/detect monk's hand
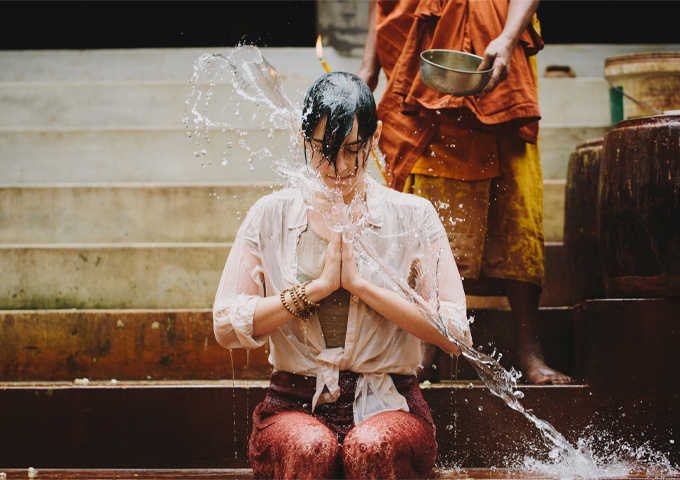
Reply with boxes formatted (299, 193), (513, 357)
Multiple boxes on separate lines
(340, 236), (364, 293)
(317, 231), (342, 297)
(477, 34), (516, 96)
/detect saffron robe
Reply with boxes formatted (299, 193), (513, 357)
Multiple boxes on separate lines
(375, 0), (544, 191)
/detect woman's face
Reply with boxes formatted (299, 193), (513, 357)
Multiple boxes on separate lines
(306, 116), (381, 200)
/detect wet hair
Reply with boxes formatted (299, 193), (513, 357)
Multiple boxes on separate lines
(301, 72), (378, 175)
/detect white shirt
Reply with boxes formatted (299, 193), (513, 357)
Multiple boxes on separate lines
(213, 178), (470, 424)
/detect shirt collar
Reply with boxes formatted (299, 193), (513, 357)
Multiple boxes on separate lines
(287, 181), (385, 229)
(287, 193), (308, 230)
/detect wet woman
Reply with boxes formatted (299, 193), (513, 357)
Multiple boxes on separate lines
(213, 72), (472, 479)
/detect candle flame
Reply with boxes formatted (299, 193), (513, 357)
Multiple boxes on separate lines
(316, 35), (324, 60)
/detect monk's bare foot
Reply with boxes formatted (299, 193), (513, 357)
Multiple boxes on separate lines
(519, 352), (572, 385)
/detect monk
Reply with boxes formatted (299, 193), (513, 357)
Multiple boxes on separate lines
(358, 0), (571, 385)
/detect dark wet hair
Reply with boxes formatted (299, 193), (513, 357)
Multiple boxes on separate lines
(301, 72), (378, 174)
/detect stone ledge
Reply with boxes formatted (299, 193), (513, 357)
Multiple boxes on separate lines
(0, 381), (594, 469)
(0, 243), (231, 309)
(0, 307), (574, 382)
(0, 181), (564, 243)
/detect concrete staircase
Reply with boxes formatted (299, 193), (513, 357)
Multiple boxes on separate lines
(2, 46), (680, 471)
(0, 45), (622, 313)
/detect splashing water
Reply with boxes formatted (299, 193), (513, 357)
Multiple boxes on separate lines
(186, 46), (678, 479)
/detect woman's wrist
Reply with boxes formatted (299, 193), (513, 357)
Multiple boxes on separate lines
(305, 278), (334, 303)
(345, 277), (371, 300)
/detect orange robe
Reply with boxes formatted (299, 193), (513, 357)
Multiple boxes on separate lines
(375, 0), (544, 191)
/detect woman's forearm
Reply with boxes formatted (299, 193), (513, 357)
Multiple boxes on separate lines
(252, 279), (335, 337)
(349, 278), (460, 355)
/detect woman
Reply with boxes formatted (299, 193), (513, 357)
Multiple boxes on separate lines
(214, 72), (472, 479)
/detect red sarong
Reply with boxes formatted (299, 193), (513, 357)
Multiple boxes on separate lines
(248, 370), (437, 479)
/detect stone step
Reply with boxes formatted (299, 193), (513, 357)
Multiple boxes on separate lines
(0, 127), (388, 184)
(0, 468), (631, 479)
(0, 243), (571, 310)
(0, 243), (231, 310)
(0, 183), (278, 244)
(0, 77), (609, 128)
(0, 307), (574, 382)
(538, 124), (609, 180)
(538, 78), (609, 125)
(0, 81), (313, 128)
(0, 124), (603, 183)
(534, 43), (680, 78)
(0, 181), (566, 244)
(0, 380), (595, 469)
(0, 47), (370, 83)
(5, 45), (680, 82)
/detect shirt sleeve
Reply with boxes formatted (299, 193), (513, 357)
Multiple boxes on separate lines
(430, 228), (473, 348)
(213, 205), (270, 351)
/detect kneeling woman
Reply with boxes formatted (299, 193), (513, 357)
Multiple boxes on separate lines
(214, 72), (472, 479)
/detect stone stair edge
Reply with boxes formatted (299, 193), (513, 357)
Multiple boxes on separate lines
(0, 123), (610, 131)
(0, 304), (570, 314)
(0, 242), (233, 249)
(0, 77), (611, 85)
(0, 180), (281, 188)
(0, 380), (582, 389)
(0, 241), (565, 249)
(0, 180), (564, 188)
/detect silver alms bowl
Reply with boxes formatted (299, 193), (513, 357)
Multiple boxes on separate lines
(420, 49), (492, 96)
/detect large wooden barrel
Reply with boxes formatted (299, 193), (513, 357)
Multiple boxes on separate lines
(564, 138), (606, 303)
(598, 114), (680, 298)
(604, 52), (680, 125)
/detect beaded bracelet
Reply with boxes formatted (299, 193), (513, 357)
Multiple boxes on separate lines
(289, 285), (304, 314)
(296, 282), (320, 311)
(280, 288), (308, 320)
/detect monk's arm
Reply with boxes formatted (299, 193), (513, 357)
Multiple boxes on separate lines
(357, 0), (381, 92)
(478, 0), (540, 94)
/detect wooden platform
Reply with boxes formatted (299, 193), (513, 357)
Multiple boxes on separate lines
(0, 468), (677, 479)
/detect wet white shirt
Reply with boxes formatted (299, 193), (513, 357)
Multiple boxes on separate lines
(213, 179), (470, 424)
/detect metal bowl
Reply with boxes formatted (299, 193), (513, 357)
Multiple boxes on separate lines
(420, 49), (492, 96)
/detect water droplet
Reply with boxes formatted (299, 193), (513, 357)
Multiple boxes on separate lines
(222, 158), (228, 165)
(227, 141), (233, 148)
(513, 390), (524, 399)
(201, 149), (207, 155)
(194, 151), (200, 157)
(186, 132), (191, 138)
(549, 448), (560, 459)
(478, 406), (483, 411)
(446, 424), (454, 431)
(467, 383), (473, 389)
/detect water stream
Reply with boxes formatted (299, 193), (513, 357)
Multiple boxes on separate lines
(185, 46), (678, 479)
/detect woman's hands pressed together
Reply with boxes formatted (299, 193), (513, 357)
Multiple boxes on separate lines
(314, 231), (366, 299)
(254, 223), (465, 356)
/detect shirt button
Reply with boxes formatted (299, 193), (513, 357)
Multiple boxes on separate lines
(347, 334), (354, 341)
(352, 295), (359, 302)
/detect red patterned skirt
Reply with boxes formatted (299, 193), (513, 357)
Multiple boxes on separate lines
(248, 370), (437, 479)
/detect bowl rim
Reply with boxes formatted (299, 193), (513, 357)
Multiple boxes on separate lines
(420, 49), (493, 75)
